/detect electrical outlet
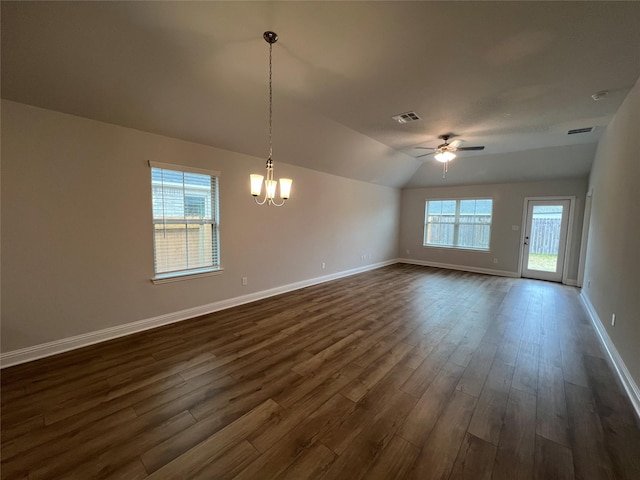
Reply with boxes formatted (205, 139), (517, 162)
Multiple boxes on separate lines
(611, 313), (616, 326)
(406, 249), (410, 255)
(321, 262), (326, 269)
(493, 258), (498, 264)
(241, 276), (248, 286)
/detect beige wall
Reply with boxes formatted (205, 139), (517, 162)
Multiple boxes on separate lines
(5, 89), (635, 381)
(583, 78), (640, 386)
(399, 178), (588, 279)
(1, 100), (400, 353)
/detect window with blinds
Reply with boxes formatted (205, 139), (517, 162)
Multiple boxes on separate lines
(424, 198), (492, 250)
(149, 162), (221, 280)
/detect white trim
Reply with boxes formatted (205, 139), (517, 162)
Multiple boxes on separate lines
(0, 260), (397, 369)
(518, 196), (575, 283)
(152, 267), (224, 284)
(148, 160), (220, 177)
(577, 189), (593, 288)
(564, 278), (578, 287)
(562, 197), (576, 285)
(398, 258), (519, 278)
(580, 291), (640, 421)
(421, 245), (492, 254)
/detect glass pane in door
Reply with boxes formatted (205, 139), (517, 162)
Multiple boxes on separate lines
(527, 205), (563, 272)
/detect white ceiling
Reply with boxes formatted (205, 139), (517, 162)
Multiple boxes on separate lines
(2, 1), (639, 188)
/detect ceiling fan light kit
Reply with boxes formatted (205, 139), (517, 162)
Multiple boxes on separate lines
(434, 150), (456, 163)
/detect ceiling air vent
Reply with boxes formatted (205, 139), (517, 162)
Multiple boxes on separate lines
(567, 127), (593, 135)
(392, 111), (421, 124)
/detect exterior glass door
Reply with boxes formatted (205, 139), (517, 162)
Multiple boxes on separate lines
(522, 199), (571, 282)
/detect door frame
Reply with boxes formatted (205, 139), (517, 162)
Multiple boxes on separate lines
(518, 196), (575, 284)
(577, 187), (593, 287)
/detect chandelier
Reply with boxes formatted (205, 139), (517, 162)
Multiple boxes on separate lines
(250, 31), (292, 206)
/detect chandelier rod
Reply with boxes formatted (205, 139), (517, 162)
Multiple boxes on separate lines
(267, 34), (273, 161)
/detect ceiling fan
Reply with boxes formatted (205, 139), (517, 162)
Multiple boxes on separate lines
(416, 134), (485, 161)
(415, 134), (485, 177)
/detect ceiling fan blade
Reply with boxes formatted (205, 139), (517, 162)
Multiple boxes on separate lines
(449, 140), (461, 148)
(416, 152), (435, 158)
(415, 146), (436, 150)
(456, 146), (485, 151)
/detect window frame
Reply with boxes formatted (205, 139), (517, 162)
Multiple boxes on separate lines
(423, 197), (493, 251)
(149, 161), (223, 283)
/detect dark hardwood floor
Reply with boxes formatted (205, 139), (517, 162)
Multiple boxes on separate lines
(2, 264), (639, 479)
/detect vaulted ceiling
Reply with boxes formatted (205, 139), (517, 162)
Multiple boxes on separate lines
(2, 1), (639, 188)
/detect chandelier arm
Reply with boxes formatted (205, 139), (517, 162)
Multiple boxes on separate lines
(253, 193), (285, 207)
(254, 195), (268, 205)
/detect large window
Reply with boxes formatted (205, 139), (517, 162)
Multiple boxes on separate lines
(150, 162), (221, 281)
(424, 198), (492, 250)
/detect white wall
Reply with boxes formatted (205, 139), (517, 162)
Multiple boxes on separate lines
(1, 100), (400, 354)
(399, 179), (588, 280)
(582, 78), (640, 387)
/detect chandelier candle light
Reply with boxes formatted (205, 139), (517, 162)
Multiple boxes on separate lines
(250, 31), (292, 206)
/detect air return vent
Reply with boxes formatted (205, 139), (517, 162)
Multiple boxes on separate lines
(392, 111), (421, 124)
(567, 127), (593, 135)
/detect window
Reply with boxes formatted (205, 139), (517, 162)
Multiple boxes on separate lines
(184, 196), (205, 218)
(424, 198), (492, 250)
(150, 161), (221, 281)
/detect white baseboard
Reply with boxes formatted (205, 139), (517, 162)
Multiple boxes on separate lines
(564, 278), (578, 286)
(0, 260), (398, 369)
(580, 291), (640, 421)
(0, 260), (596, 370)
(398, 258), (519, 278)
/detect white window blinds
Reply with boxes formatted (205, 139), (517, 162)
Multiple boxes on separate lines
(149, 162), (221, 278)
(424, 198), (492, 250)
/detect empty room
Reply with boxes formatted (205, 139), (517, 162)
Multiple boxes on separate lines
(1, 2), (639, 479)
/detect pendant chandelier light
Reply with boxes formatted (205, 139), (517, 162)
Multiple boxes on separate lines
(250, 31), (292, 206)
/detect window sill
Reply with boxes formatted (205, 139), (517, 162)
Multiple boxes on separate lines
(151, 267), (224, 284)
(422, 244), (491, 253)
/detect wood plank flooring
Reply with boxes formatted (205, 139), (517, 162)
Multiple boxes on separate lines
(2, 264), (639, 479)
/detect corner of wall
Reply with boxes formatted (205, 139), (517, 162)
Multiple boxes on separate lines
(580, 291), (640, 421)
